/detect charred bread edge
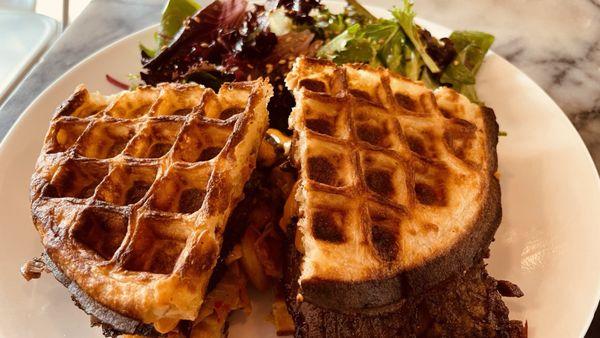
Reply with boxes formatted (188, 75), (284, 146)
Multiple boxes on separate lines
(40, 191), (252, 338)
(38, 172), (257, 337)
(42, 252), (157, 336)
(30, 81), (271, 335)
(298, 105), (501, 313)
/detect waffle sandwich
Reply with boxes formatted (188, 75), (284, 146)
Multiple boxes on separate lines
(285, 57), (502, 312)
(29, 80), (272, 334)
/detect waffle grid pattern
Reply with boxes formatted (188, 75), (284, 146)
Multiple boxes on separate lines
(286, 58), (490, 283)
(30, 81), (271, 324)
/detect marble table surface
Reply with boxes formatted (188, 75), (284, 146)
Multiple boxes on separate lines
(0, 0), (598, 335)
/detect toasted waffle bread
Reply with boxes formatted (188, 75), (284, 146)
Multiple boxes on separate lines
(285, 57), (501, 312)
(29, 80), (272, 333)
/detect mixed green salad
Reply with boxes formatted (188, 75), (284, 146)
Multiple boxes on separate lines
(139, 0), (494, 130)
(315, 0), (494, 103)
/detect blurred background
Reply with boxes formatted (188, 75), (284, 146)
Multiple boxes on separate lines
(2, 0), (91, 27)
(37, 0), (92, 28)
(0, 0), (91, 105)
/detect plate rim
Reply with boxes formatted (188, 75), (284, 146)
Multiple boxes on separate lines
(2, 6), (599, 336)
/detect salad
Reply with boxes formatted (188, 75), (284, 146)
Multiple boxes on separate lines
(139, 0), (494, 132)
(113, 1), (501, 336)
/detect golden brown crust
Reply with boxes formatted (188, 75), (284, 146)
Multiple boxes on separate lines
(285, 57), (502, 312)
(29, 81), (272, 328)
(298, 107), (501, 312)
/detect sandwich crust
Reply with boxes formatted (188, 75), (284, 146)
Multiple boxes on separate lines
(29, 81), (271, 329)
(286, 57), (502, 312)
(283, 226), (525, 338)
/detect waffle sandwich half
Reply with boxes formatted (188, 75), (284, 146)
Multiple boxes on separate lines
(29, 80), (272, 334)
(285, 57), (501, 312)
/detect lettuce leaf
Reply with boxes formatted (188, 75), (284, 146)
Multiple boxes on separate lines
(361, 21), (398, 42)
(316, 0), (494, 103)
(318, 15), (430, 82)
(440, 31), (494, 102)
(333, 38), (379, 64)
(379, 29), (405, 73)
(160, 0), (201, 45)
(140, 0), (200, 58)
(318, 21), (397, 65)
(317, 25), (354, 59)
(317, 0), (443, 82)
(391, 0), (440, 73)
(309, 0), (376, 40)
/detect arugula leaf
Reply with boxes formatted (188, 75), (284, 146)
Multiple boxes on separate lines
(159, 0), (201, 46)
(318, 17), (428, 81)
(391, 0), (440, 73)
(315, 0), (496, 104)
(319, 0), (450, 78)
(318, 21), (398, 65)
(448, 31), (494, 64)
(140, 0), (200, 58)
(317, 24), (374, 64)
(419, 68), (440, 89)
(317, 25), (355, 59)
(379, 29), (405, 73)
(309, 0), (379, 40)
(310, 8), (347, 39)
(441, 58), (476, 85)
(403, 46), (423, 80)
(440, 31), (494, 102)
(334, 38), (378, 64)
(139, 42), (158, 59)
(449, 31), (494, 79)
(361, 21), (398, 42)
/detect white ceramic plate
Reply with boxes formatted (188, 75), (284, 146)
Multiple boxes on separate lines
(1, 2), (599, 338)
